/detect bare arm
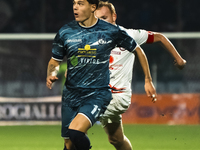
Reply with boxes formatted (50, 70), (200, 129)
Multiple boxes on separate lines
(135, 46), (157, 102)
(65, 69), (67, 78)
(153, 32), (186, 69)
(46, 58), (61, 89)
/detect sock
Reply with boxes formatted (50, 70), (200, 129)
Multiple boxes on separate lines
(68, 129), (91, 150)
(63, 145), (67, 150)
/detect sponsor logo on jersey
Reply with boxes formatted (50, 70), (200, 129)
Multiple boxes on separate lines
(109, 55), (114, 63)
(80, 58), (100, 64)
(109, 64), (123, 70)
(66, 39), (82, 43)
(78, 44), (97, 58)
(111, 51), (121, 55)
(77, 45), (99, 64)
(70, 55), (78, 67)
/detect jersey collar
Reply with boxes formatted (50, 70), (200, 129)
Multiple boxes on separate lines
(77, 18), (99, 29)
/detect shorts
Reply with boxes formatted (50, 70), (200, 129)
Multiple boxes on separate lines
(99, 93), (131, 126)
(61, 88), (112, 138)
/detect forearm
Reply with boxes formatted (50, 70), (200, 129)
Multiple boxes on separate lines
(47, 58), (61, 77)
(135, 46), (152, 81)
(65, 70), (68, 78)
(154, 32), (183, 60)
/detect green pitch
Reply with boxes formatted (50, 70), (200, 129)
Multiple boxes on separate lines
(0, 124), (199, 150)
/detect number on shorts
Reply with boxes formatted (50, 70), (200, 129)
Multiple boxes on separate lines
(91, 105), (101, 118)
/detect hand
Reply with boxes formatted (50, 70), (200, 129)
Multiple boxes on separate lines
(174, 59), (186, 70)
(46, 76), (58, 89)
(144, 80), (157, 103)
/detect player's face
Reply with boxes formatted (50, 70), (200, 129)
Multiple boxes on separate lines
(73, 0), (96, 23)
(95, 6), (116, 24)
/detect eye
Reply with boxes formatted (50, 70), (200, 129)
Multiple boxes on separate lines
(73, 1), (76, 6)
(78, 2), (84, 5)
(102, 16), (107, 20)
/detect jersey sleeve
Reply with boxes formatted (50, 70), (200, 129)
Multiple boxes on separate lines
(52, 32), (65, 61)
(129, 29), (148, 45)
(127, 29), (154, 45)
(116, 29), (138, 53)
(146, 31), (154, 43)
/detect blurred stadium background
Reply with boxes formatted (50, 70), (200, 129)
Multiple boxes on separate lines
(0, 0), (200, 149)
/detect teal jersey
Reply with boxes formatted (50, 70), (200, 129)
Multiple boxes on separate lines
(52, 19), (137, 89)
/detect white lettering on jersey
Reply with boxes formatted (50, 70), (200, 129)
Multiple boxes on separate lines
(80, 58), (100, 64)
(66, 39), (82, 43)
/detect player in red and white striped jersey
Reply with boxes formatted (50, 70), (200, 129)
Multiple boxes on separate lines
(95, 1), (186, 150)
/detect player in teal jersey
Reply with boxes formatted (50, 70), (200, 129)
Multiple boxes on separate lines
(46, 0), (156, 150)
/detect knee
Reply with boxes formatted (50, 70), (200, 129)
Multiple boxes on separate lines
(108, 135), (124, 147)
(68, 129), (91, 150)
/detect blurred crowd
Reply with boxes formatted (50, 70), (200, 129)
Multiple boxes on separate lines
(0, 0), (200, 97)
(0, 0), (73, 33)
(0, 0), (200, 33)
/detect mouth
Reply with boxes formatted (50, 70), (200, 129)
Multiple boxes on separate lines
(74, 13), (78, 18)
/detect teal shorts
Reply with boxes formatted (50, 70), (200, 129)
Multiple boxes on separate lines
(61, 88), (112, 138)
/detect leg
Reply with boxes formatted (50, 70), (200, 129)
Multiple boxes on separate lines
(104, 121), (132, 150)
(99, 93), (132, 150)
(63, 88), (112, 150)
(69, 113), (91, 132)
(64, 139), (76, 150)
(61, 103), (78, 150)
(68, 113), (92, 150)
(62, 113), (89, 150)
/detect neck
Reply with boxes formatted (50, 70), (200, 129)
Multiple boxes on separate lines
(79, 14), (98, 27)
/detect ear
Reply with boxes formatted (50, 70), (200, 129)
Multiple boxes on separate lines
(91, 4), (97, 13)
(113, 13), (117, 22)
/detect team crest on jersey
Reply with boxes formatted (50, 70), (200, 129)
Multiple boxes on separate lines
(119, 47), (126, 51)
(98, 39), (112, 45)
(95, 33), (113, 45)
(90, 39), (112, 46)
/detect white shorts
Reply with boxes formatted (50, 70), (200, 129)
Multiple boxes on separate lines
(99, 93), (131, 126)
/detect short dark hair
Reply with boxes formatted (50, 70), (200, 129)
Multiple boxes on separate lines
(87, 0), (100, 9)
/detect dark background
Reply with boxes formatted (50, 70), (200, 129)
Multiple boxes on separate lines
(0, 0), (199, 97)
(0, 0), (199, 33)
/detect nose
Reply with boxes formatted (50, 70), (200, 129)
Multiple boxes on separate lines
(73, 3), (78, 10)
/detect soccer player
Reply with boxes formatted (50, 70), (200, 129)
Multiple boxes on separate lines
(46, 0), (156, 150)
(95, 1), (186, 150)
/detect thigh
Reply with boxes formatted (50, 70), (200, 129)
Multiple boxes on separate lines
(104, 121), (124, 140)
(67, 98), (111, 136)
(61, 104), (78, 138)
(110, 93), (131, 114)
(69, 113), (92, 133)
(79, 93), (111, 126)
(100, 94), (130, 126)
